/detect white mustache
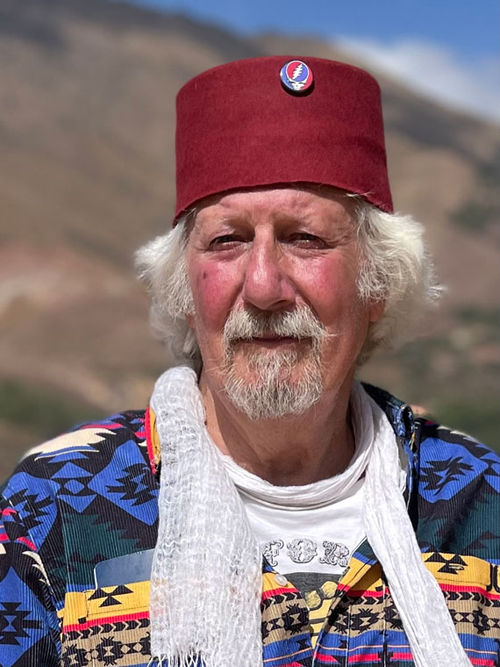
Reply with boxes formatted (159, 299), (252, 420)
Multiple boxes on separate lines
(223, 306), (328, 344)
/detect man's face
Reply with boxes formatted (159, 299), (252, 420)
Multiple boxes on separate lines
(185, 187), (383, 419)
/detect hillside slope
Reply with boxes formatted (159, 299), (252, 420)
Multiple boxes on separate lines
(1, 0), (498, 475)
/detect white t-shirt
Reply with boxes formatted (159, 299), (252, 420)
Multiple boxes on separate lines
(222, 453), (366, 643)
(222, 454), (365, 579)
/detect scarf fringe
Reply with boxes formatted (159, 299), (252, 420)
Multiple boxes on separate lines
(149, 654), (203, 667)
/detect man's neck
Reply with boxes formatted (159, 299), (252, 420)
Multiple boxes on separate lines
(200, 373), (355, 486)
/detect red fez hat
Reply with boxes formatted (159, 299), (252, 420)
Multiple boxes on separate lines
(175, 56), (392, 219)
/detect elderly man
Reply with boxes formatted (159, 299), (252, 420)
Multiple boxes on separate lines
(0, 57), (498, 667)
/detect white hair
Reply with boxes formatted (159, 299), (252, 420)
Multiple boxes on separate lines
(353, 201), (442, 362)
(135, 200), (441, 368)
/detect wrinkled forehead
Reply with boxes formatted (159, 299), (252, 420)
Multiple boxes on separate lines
(188, 184), (359, 231)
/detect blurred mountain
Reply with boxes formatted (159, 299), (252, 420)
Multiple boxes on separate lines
(1, 0), (499, 475)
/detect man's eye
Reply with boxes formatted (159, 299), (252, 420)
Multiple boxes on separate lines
(208, 234), (242, 248)
(288, 233), (327, 248)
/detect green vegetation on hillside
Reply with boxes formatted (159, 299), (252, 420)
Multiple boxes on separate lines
(0, 379), (105, 442)
(452, 150), (500, 233)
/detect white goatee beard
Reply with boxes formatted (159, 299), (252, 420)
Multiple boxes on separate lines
(222, 306), (329, 420)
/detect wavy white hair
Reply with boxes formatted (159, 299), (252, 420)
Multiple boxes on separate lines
(135, 198), (441, 369)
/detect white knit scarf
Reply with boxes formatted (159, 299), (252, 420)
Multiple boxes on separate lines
(149, 366), (471, 667)
(149, 366), (262, 667)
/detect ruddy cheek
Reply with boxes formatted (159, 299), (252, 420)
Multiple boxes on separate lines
(194, 266), (235, 328)
(300, 265), (337, 302)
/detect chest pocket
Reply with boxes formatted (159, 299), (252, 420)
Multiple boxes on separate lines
(60, 580), (152, 666)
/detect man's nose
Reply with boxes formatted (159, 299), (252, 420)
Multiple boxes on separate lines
(242, 238), (296, 312)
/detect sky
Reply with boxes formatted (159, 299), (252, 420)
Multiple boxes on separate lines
(129, 0), (500, 122)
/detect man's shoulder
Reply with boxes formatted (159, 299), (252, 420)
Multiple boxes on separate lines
(416, 418), (500, 464)
(2, 409), (149, 492)
(363, 381), (500, 475)
(414, 418), (500, 502)
(363, 381), (499, 462)
(1, 409), (158, 603)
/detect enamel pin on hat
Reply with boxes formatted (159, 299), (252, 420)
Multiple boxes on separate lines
(279, 59), (314, 94)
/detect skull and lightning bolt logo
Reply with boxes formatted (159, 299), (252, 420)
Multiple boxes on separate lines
(280, 59), (314, 94)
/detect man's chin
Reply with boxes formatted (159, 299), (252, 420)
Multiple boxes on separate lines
(229, 368), (296, 389)
(222, 349), (324, 420)
(227, 350), (300, 383)
(223, 374), (323, 421)
(229, 340), (311, 364)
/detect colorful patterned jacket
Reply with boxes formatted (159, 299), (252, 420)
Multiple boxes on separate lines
(1, 384), (499, 666)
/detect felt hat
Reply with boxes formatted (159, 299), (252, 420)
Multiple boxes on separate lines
(175, 56), (392, 218)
